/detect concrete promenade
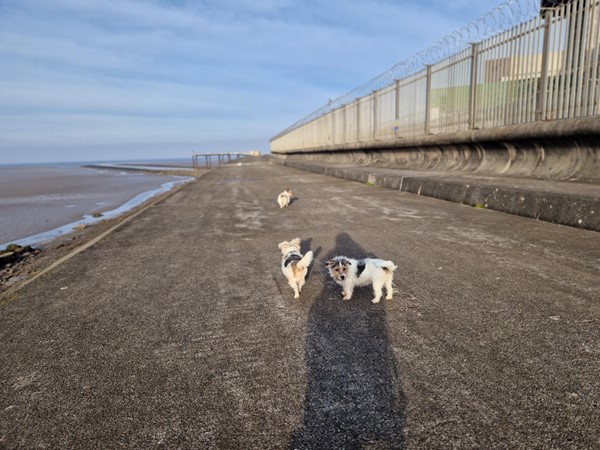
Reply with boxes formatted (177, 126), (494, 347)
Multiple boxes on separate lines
(1, 160), (599, 449)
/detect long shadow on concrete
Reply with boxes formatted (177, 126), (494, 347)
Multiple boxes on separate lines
(290, 232), (406, 449)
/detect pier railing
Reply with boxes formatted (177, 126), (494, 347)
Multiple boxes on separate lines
(271, 0), (600, 153)
(192, 151), (260, 168)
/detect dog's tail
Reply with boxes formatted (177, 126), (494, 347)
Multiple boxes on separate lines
(298, 251), (314, 269)
(378, 260), (398, 272)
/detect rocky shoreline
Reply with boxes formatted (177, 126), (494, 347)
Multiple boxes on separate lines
(0, 244), (42, 290)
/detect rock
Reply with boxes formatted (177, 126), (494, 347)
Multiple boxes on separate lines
(0, 251), (16, 266)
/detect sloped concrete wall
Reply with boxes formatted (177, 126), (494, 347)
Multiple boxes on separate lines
(272, 118), (600, 182)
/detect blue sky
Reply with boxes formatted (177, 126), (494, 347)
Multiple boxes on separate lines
(0, 0), (506, 164)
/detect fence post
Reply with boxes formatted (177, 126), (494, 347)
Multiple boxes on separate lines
(469, 42), (480, 129)
(536, 8), (553, 121)
(372, 91), (378, 141)
(394, 79), (400, 138)
(425, 65), (432, 134)
(331, 110), (335, 144)
(343, 104), (347, 144)
(356, 99), (361, 142)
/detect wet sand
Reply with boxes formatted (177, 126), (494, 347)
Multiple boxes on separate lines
(0, 165), (191, 246)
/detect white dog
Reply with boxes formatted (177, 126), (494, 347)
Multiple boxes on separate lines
(278, 238), (313, 299)
(277, 188), (293, 208)
(326, 256), (397, 303)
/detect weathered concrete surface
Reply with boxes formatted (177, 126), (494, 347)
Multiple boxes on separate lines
(1, 161), (599, 449)
(271, 118), (600, 182)
(271, 117), (600, 152)
(280, 158), (600, 232)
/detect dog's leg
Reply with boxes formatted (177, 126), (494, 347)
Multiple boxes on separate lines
(372, 281), (384, 304)
(342, 283), (353, 301)
(385, 277), (394, 300)
(289, 280), (300, 299)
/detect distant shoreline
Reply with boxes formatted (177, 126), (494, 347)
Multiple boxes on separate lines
(82, 163), (196, 175)
(0, 157), (194, 168)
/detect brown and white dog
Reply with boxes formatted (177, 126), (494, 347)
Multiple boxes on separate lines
(278, 238), (313, 299)
(277, 188), (293, 208)
(326, 256), (397, 303)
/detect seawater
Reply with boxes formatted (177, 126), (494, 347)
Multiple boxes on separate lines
(0, 163), (193, 248)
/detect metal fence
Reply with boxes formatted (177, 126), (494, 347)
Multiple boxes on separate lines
(271, 0), (600, 153)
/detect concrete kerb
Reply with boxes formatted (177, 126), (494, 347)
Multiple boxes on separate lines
(274, 159), (600, 232)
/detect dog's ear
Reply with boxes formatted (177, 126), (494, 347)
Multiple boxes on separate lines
(325, 259), (335, 267)
(291, 238), (301, 246)
(278, 241), (287, 249)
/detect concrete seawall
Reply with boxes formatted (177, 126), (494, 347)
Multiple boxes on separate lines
(272, 118), (600, 182)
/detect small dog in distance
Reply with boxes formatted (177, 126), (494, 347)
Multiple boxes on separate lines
(277, 188), (293, 208)
(278, 238), (313, 299)
(326, 256), (397, 303)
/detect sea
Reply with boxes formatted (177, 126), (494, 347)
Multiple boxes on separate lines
(0, 159), (195, 248)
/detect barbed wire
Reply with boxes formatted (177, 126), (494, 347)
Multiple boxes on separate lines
(274, 0), (546, 139)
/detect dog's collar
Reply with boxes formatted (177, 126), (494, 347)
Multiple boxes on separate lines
(284, 252), (302, 267)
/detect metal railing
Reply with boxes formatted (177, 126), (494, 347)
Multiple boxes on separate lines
(192, 151), (260, 168)
(271, 0), (599, 153)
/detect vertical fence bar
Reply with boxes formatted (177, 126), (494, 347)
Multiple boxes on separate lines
(331, 110), (336, 144)
(342, 104), (347, 144)
(573, 0), (587, 117)
(356, 99), (361, 143)
(372, 91), (378, 140)
(565, 1), (577, 117)
(537, 8), (553, 121)
(469, 42), (480, 129)
(425, 65), (432, 134)
(556, 3), (567, 118)
(589, 0), (600, 115)
(511, 23), (522, 124)
(580, 0), (594, 115)
(394, 79), (401, 138)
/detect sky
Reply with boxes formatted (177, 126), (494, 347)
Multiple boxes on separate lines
(0, 0), (508, 164)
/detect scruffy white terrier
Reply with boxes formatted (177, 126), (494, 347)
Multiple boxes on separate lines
(326, 256), (397, 303)
(277, 188), (293, 208)
(278, 238), (313, 299)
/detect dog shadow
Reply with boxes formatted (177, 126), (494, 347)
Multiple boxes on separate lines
(290, 232), (406, 449)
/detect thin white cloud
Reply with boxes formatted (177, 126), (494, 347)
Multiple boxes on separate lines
(0, 0), (506, 163)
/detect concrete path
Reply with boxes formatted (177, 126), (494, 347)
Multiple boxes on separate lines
(1, 161), (599, 449)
